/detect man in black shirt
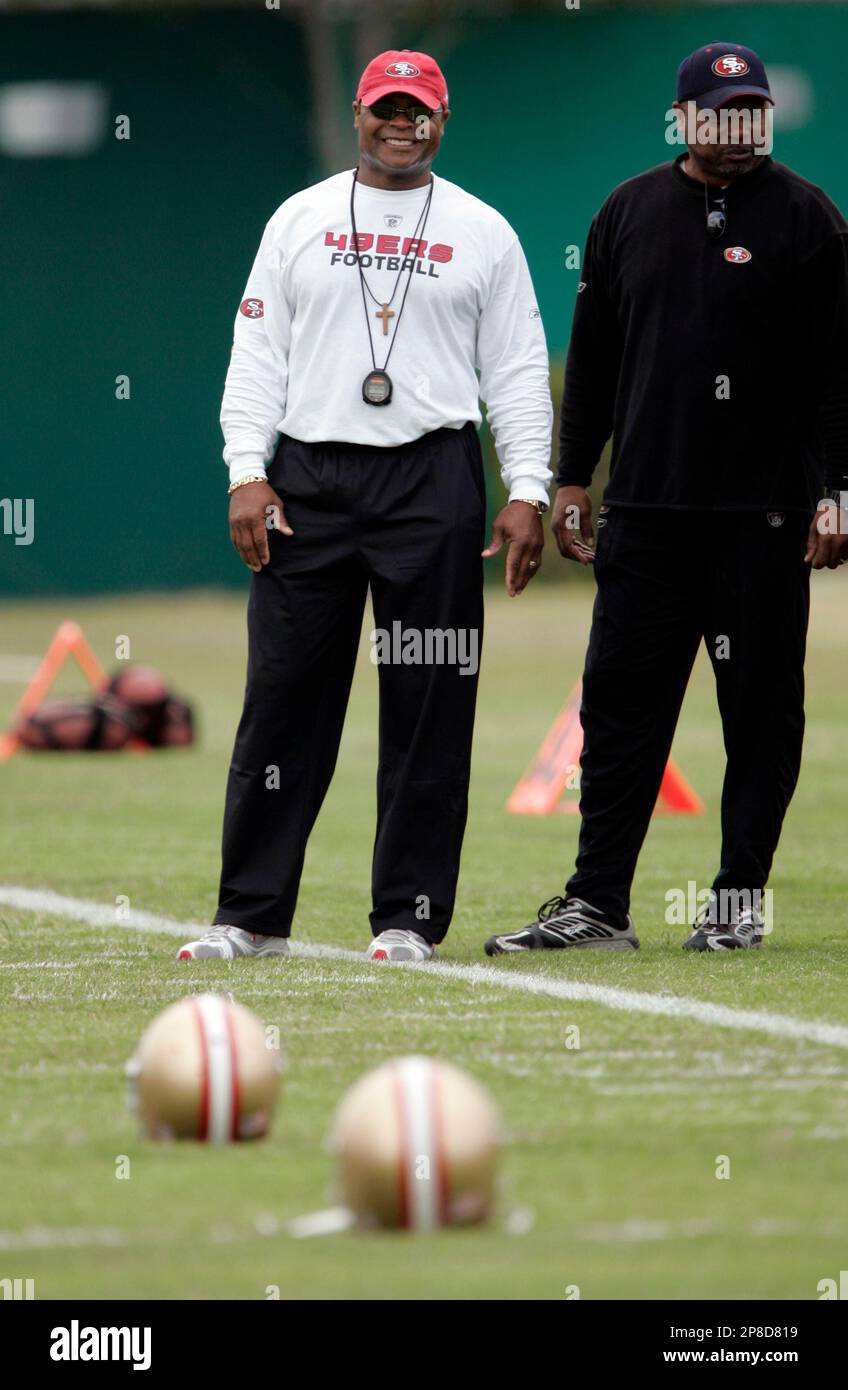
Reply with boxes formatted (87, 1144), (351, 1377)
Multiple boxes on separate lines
(486, 42), (848, 956)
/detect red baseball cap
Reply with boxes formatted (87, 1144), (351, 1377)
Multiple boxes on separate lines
(356, 50), (449, 112)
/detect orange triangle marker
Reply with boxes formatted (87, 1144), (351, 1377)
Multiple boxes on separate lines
(507, 680), (703, 817)
(0, 621), (146, 762)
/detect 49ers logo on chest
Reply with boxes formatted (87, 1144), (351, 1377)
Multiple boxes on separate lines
(324, 229), (454, 276)
(724, 246), (752, 264)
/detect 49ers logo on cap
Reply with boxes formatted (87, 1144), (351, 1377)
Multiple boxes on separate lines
(386, 60), (420, 78)
(724, 246), (752, 264)
(240, 297), (264, 318)
(712, 53), (750, 77)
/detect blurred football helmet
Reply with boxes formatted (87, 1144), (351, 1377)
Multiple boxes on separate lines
(330, 1055), (501, 1229)
(127, 993), (282, 1142)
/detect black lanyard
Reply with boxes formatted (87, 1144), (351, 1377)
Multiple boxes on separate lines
(349, 169), (434, 403)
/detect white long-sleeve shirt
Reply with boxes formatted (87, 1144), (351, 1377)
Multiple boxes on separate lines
(221, 170), (553, 504)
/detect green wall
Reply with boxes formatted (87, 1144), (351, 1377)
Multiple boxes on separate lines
(2, 5), (847, 595)
(0, 12), (311, 596)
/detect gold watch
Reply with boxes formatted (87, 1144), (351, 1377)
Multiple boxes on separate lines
(513, 497), (548, 514)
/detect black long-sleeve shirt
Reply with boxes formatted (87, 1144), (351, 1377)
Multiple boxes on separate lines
(557, 155), (848, 509)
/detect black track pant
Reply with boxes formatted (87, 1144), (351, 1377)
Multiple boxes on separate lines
(214, 423), (485, 943)
(566, 507), (812, 924)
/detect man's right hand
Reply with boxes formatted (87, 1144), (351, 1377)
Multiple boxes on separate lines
(552, 485), (595, 564)
(228, 480), (292, 572)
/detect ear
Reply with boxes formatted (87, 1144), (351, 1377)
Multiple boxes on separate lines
(353, 99), (362, 129)
(441, 107), (451, 127)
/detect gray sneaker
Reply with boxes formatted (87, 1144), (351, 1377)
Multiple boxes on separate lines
(177, 925), (291, 961)
(366, 929), (435, 962)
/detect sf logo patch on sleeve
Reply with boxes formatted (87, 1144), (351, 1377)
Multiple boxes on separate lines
(240, 298), (265, 318)
(724, 246), (752, 264)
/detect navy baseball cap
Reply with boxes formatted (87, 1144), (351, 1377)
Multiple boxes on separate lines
(677, 42), (772, 109)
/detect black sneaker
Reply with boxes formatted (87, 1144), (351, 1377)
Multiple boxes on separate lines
(683, 900), (764, 952)
(484, 895), (639, 955)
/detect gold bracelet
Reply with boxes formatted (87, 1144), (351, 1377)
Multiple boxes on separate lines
(227, 475), (267, 495)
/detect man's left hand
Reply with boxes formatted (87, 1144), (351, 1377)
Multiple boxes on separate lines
(804, 501), (848, 569)
(482, 501), (544, 596)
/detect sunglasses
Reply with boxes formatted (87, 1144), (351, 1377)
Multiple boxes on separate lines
(366, 101), (442, 124)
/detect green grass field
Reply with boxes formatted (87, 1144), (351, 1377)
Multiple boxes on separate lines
(1, 577), (847, 1301)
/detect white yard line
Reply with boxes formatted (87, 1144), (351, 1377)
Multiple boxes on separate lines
(0, 885), (361, 961)
(2, 1212), (844, 1254)
(0, 1225), (126, 1252)
(2, 884), (848, 1051)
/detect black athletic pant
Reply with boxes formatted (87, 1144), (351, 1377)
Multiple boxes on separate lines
(566, 507), (812, 924)
(214, 422), (486, 943)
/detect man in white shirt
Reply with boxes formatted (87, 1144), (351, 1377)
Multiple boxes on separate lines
(179, 48), (553, 963)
